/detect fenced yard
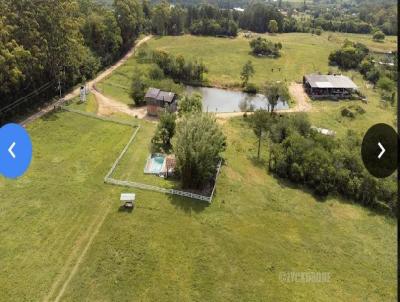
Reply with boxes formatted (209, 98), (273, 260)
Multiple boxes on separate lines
(103, 118), (221, 203)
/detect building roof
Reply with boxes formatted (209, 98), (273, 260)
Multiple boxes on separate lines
(304, 74), (358, 89)
(157, 91), (175, 103)
(145, 88), (160, 99)
(145, 88), (176, 103)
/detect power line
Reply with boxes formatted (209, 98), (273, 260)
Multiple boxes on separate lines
(0, 79), (57, 114)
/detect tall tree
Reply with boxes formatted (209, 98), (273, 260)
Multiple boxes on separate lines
(263, 81), (290, 114)
(268, 19), (278, 34)
(114, 0), (143, 51)
(173, 113), (226, 189)
(240, 60), (255, 87)
(152, 111), (176, 152)
(250, 109), (272, 159)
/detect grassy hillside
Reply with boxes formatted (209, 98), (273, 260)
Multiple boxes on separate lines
(0, 112), (133, 301)
(0, 32), (396, 301)
(146, 33), (396, 87)
(53, 115), (397, 301)
(99, 33), (396, 138)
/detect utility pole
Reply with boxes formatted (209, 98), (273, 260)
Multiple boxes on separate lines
(58, 78), (62, 99)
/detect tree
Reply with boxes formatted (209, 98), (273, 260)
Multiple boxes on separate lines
(114, 0), (143, 50)
(249, 37), (282, 57)
(263, 81), (290, 114)
(250, 109), (272, 159)
(240, 60), (255, 87)
(178, 93), (203, 116)
(152, 111), (176, 152)
(151, 1), (170, 35)
(377, 76), (394, 92)
(268, 20), (278, 34)
(82, 8), (123, 66)
(329, 41), (369, 69)
(372, 30), (385, 42)
(130, 72), (148, 105)
(173, 114), (226, 189)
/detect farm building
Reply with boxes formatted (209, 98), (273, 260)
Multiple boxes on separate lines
(303, 74), (358, 99)
(145, 88), (177, 116)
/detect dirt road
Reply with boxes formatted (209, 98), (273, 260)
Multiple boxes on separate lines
(21, 35), (152, 126)
(92, 87), (149, 119)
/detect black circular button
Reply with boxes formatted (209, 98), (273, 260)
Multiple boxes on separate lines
(361, 123), (398, 178)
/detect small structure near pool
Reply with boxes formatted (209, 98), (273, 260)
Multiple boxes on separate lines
(144, 153), (176, 178)
(303, 74), (358, 99)
(145, 88), (177, 116)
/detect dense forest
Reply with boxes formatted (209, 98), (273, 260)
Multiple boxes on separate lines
(0, 0), (142, 122)
(1, 0), (397, 122)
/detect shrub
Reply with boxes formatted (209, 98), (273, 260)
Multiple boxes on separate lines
(249, 37), (282, 57)
(243, 83), (258, 94)
(372, 30), (385, 42)
(149, 65), (164, 80)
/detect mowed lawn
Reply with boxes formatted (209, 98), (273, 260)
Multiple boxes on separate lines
(51, 117), (397, 301)
(0, 111), (134, 301)
(98, 32), (396, 138)
(146, 33), (397, 87)
(98, 32), (397, 104)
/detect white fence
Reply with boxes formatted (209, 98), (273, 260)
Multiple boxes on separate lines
(104, 177), (212, 202)
(61, 106), (137, 127)
(63, 106), (221, 203)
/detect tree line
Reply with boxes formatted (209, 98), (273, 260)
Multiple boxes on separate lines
(249, 111), (397, 216)
(329, 40), (397, 105)
(0, 0), (142, 122)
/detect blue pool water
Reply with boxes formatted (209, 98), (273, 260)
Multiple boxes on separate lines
(148, 155), (165, 174)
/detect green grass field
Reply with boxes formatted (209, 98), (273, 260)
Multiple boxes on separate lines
(98, 32), (397, 105)
(99, 32), (396, 138)
(0, 107), (396, 301)
(0, 111), (134, 301)
(0, 32), (397, 301)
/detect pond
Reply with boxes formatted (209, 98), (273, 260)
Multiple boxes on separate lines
(185, 86), (289, 113)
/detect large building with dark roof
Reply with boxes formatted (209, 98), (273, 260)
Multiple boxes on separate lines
(303, 74), (358, 99)
(145, 88), (177, 116)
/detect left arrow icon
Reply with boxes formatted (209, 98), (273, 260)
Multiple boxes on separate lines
(8, 142), (16, 159)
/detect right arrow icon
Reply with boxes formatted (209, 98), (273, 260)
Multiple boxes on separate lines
(378, 142), (385, 159)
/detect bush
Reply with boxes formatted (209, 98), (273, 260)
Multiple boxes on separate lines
(372, 30), (385, 42)
(149, 65), (164, 80)
(130, 72), (148, 105)
(249, 37), (282, 57)
(243, 83), (258, 94)
(377, 76), (395, 92)
(329, 41), (369, 69)
(266, 114), (396, 215)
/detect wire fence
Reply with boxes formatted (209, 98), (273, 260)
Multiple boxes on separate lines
(103, 123), (222, 203)
(60, 106), (137, 127)
(61, 105), (222, 203)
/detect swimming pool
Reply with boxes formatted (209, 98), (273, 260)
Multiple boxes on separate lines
(144, 154), (166, 174)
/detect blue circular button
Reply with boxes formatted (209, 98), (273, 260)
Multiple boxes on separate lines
(0, 123), (33, 179)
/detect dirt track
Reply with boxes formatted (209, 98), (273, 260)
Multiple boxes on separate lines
(21, 35), (152, 126)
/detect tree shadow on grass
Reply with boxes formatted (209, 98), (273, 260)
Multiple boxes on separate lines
(168, 194), (209, 215)
(248, 155), (267, 168)
(272, 173), (328, 203)
(41, 110), (60, 122)
(272, 173), (395, 217)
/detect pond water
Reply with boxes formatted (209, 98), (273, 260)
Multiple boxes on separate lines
(185, 86), (289, 113)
